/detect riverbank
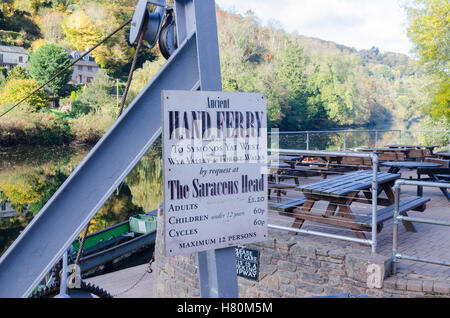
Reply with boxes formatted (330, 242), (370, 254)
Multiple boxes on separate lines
(0, 107), (115, 147)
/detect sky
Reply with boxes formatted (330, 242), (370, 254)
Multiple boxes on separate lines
(215, 0), (413, 56)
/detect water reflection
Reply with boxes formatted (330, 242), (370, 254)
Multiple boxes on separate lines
(0, 142), (163, 256)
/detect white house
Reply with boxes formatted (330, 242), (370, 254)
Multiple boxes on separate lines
(0, 200), (22, 218)
(68, 50), (101, 85)
(0, 45), (28, 71)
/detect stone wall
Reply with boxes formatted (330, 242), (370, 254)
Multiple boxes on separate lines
(153, 205), (200, 298)
(153, 205), (450, 298)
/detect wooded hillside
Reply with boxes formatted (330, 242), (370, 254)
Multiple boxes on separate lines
(0, 0), (446, 133)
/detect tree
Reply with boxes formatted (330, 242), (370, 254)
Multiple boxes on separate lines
(27, 43), (73, 96)
(71, 71), (116, 115)
(7, 66), (29, 80)
(0, 78), (49, 111)
(0, 68), (7, 86)
(406, 0), (449, 120)
(274, 39), (321, 130)
(61, 9), (101, 52)
(39, 9), (66, 43)
(61, 6), (154, 79)
(0, 9), (5, 29)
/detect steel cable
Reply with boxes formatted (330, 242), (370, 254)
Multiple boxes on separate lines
(117, 13), (148, 118)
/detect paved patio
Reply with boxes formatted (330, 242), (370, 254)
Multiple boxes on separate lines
(268, 168), (450, 283)
(87, 167), (449, 297)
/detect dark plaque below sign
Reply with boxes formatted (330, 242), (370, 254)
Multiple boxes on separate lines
(235, 247), (259, 281)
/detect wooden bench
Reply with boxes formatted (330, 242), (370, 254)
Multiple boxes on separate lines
(270, 197), (307, 217)
(355, 148), (406, 161)
(290, 171), (429, 238)
(341, 157), (372, 166)
(356, 196), (430, 232)
(407, 149), (427, 161)
(378, 152), (405, 161)
(289, 196), (430, 234)
(293, 162), (355, 179)
(268, 182), (297, 202)
(424, 157), (450, 168)
(279, 166), (335, 183)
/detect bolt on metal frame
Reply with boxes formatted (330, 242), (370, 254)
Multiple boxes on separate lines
(392, 179), (450, 274)
(268, 149), (380, 254)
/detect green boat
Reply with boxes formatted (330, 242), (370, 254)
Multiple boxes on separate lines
(68, 210), (157, 277)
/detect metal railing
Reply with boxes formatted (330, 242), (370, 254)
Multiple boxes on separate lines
(392, 179), (450, 274)
(268, 129), (450, 152)
(267, 148), (380, 253)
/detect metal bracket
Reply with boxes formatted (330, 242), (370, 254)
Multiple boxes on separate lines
(130, 0), (166, 48)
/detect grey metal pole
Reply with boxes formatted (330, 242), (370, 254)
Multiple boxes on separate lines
(397, 215), (450, 226)
(392, 180), (450, 272)
(375, 130), (378, 149)
(395, 253), (450, 267)
(306, 132), (310, 151)
(191, 0), (238, 298)
(392, 184), (401, 274)
(371, 154), (378, 254)
(343, 132), (347, 151)
(54, 251), (69, 298)
(268, 224), (371, 245)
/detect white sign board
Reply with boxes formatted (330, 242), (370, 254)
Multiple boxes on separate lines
(162, 90), (268, 256)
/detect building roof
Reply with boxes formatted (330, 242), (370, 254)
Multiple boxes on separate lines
(0, 45), (28, 54)
(68, 50), (96, 62)
(67, 50), (100, 68)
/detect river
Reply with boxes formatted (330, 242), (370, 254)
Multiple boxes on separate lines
(0, 142), (163, 257)
(1, 126), (446, 257)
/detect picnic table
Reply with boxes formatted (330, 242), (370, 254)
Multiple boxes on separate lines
(385, 144), (437, 151)
(385, 144), (437, 157)
(267, 161), (290, 182)
(417, 167), (450, 202)
(436, 152), (450, 160)
(268, 181), (296, 203)
(268, 155), (303, 168)
(299, 153), (365, 174)
(380, 161), (443, 196)
(272, 153), (351, 181)
(358, 146), (434, 161)
(380, 161), (443, 174)
(267, 161), (295, 202)
(357, 147), (406, 152)
(286, 170), (429, 240)
(276, 152), (346, 164)
(355, 147), (407, 161)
